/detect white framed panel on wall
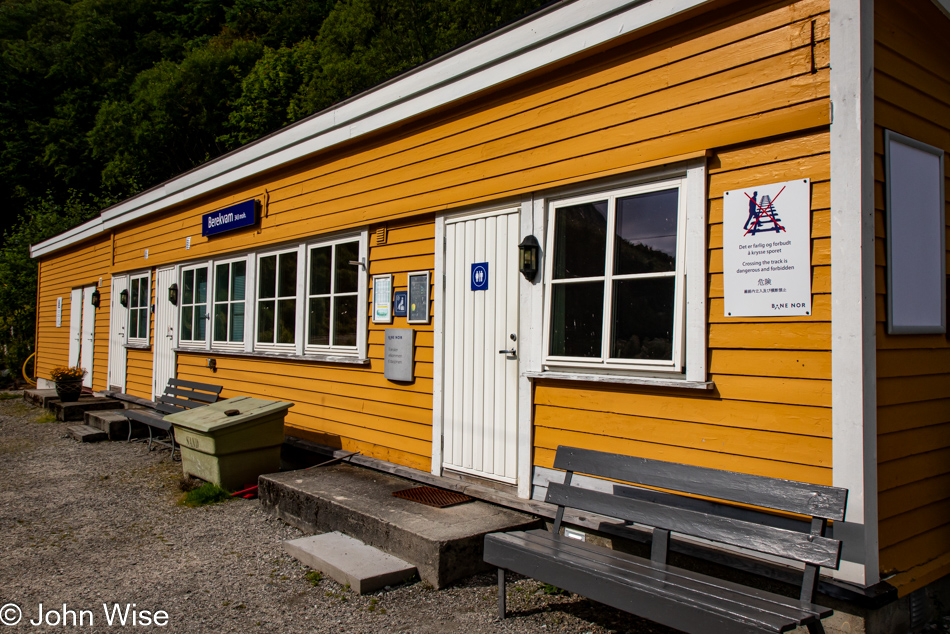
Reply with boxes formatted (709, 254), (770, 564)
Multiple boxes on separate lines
(884, 130), (946, 334)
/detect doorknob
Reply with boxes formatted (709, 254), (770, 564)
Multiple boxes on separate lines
(498, 348), (516, 356)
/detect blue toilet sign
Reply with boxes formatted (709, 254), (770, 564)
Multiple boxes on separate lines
(471, 262), (489, 291)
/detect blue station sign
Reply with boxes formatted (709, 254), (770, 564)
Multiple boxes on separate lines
(202, 199), (258, 237)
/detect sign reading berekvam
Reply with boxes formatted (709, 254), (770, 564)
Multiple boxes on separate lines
(202, 199), (259, 237)
(722, 178), (811, 317)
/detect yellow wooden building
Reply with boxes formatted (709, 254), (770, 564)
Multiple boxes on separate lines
(30, 0), (950, 620)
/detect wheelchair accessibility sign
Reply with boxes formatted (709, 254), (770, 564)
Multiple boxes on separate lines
(471, 262), (489, 291)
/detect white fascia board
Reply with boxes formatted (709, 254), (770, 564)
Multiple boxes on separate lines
(933, 0), (950, 20)
(33, 0), (713, 258)
(29, 216), (104, 258)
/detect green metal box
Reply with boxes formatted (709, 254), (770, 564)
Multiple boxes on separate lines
(165, 396), (293, 490)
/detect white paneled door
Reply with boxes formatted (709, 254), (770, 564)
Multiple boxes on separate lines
(108, 275), (128, 392)
(69, 285), (96, 388)
(442, 209), (520, 483)
(152, 267), (178, 399)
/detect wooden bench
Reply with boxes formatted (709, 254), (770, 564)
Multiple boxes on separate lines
(484, 446), (848, 634)
(123, 379), (223, 455)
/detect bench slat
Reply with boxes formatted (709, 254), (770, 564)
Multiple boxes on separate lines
(168, 378), (223, 394)
(546, 482), (841, 568)
(487, 531), (820, 633)
(164, 386), (219, 403)
(553, 446), (847, 521)
(124, 410), (171, 431)
(157, 394), (208, 410)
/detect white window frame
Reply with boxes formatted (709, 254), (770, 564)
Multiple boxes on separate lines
(304, 233), (367, 356)
(540, 166), (705, 379)
(178, 262), (210, 350)
(254, 246), (303, 354)
(210, 255), (250, 352)
(127, 271), (151, 346)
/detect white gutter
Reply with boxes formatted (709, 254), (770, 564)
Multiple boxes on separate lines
(31, 0), (713, 259)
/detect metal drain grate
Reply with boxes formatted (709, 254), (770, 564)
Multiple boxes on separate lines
(392, 486), (473, 508)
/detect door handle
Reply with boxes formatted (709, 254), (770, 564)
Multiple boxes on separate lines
(498, 348), (516, 356)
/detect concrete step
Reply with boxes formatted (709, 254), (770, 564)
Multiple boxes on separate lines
(259, 463), (540, 588)
(67, 424), (108, 443)
(23, 389), (59, 408)
(49, 398), (122, 422)
(83, 410), (149, 440)
(285, 532), (417, 594)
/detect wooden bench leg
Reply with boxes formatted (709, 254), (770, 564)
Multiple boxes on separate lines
(806, 621), (826, 634)
(497, 568), (506, 619)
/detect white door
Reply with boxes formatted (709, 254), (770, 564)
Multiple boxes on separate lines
(152, 267), (178, 399)
(108, 275), (128, 391)
(68, 288), (82, 368)
(79, 285), (95, 388)
(442, 209), (520, 483)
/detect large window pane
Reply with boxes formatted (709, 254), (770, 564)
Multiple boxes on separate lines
(213, 304), (228, 342)
(278, 253), (297, 297)
(130, 278), (140, 308)
(309, 247), (331, 295)
(138, 278), (148, 305)
(277, 299), (296, 344)
(231, 262), (246, 301)
(335, 242), (359, 293)
(615, 190), (679, 275)
(552, 201), (608, 279)
(183, 270), (194, 305)
(308, 297), (330, 346)
(259, 255), (276, 299)
(195, 307), (206, 340)
(230, 303), (245, 341)
(257, 301), (274, 342)
(549, 282), (604, 357)
(182, 306), (193, 341)
(611, 277), (675, 360)
(138, 310), (148, 339)
(215, 264), (229, 302)
(333, 296), (358, 346)
(195, 268), (207, 303)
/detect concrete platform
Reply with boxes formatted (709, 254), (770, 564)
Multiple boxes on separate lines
(23, 388), (59, 408)
(67, 424), (108, 442)
(259, 464), (540, 588)
(49, 397), (122, 422)
(83, 410), (148, 440)
(284, 532), (417, 594)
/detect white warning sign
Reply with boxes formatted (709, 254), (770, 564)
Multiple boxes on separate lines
(723, 179), (812, 317)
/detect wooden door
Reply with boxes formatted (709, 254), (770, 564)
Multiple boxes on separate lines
(152, 267), (178, 399)
(442, 208), (520, 483)
(108, 275), (128, 391)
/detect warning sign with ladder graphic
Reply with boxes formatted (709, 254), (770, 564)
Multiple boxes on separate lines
(722, 179), (812, 317)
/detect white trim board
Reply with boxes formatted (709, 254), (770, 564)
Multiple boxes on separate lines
(30, 0), (715, 259)
(829, 0), (878, 586)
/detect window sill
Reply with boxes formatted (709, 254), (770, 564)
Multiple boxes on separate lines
(124, 343), (151, 351)
(173, 347), (370, 366)
(523, 371), (714, 390)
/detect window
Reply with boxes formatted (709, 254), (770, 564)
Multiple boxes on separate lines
(544, 179), (687, 373)
(256, 249), (299, 348)
(127, 272), (151, 345)
(213, 259), (247, 348)
(179, 265), (208, 347)
(306, 239), (360, 351)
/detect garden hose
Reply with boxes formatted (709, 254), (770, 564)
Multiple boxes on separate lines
(22, 352), (36, 386)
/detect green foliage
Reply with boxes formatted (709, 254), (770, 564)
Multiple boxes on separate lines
(180, 482), (231, 507)
(304, 570), (322, 585)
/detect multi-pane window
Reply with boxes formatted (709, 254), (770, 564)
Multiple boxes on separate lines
(545, 180), (685, 370)
(257, 250), (298, 347)
(307, 240), (360, 350)
(128, 273), (150, 344)
(179, 265), (208, 346)
(213, 260), (246, 346)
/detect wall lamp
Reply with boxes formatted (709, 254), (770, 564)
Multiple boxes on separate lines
(90, 289), (100, 308)
(119, 289), (129, 307)
(518, 235), (541, 281)
(168, 283), (179, 306)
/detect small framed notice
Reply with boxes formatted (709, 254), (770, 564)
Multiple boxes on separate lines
(722, 178), (812, 317)
(56, 297), (63, 327)
(393, 291), (408, 318)
(372, 274), (393, 324)
(407, 271), (430, 325)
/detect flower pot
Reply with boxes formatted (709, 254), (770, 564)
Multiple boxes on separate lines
(55, 379), (83, 402)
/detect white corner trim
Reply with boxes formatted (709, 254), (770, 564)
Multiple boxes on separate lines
(431, 214), (446, 477)
(830, 0), (878, 586)
(685, 158), (707, 382)
(31, 0), (716, 260)
(517, 194), (544, 499)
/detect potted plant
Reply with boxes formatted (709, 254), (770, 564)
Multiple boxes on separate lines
(49, 366), (86, 402)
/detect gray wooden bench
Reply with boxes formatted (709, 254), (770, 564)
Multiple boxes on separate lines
(484, 446), (848, 634)
(123, 379), (223, 455)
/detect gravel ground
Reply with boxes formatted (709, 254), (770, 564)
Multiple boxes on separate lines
(0, 394), (678, 634)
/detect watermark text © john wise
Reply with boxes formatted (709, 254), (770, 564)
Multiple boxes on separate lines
(0, 602), (169, 627)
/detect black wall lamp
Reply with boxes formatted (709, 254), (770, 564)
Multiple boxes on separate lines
(119, 289), (129, 307)
(90, 289), (100, 308)
(168, 283), (179, 306)
(518, 235), (540, 281)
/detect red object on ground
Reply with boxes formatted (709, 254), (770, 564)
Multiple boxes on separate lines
(232, 485), (258, 499)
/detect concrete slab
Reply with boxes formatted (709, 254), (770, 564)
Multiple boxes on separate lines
(83, 410), (147, 440)
(23, 389), (59, 408)
(50, 398), (121, 422)
(67, 424), (108, 443)
(284, 532), (417, 594)
(259, 464), (540, 588)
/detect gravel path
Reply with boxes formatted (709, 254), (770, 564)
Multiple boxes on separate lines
(0, 394), (678, 634)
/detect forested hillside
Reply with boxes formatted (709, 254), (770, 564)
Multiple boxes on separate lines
(0, 0), (549, 379)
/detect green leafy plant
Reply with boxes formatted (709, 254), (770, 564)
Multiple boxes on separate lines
(49, 366), (86, 381)
(180, 482), (231, 507)
(540, 583), (567, 596)
(305, 570), (322, 586)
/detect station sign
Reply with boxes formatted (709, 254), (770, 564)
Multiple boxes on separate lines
(202, 199), (258, 237)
